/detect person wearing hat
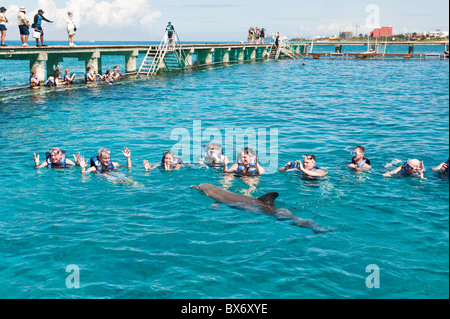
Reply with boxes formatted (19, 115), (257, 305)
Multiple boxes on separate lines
(32, 9), (53, 47)
(17, 6), (30, 47)
(0, 7), (8, 46)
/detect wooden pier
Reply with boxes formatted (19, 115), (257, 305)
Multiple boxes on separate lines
(0, 43), (280, 82)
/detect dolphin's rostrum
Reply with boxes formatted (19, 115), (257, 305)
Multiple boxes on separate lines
(191, 183), (331, 234)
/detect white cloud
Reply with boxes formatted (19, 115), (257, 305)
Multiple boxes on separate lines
(33, 0), (162, 29)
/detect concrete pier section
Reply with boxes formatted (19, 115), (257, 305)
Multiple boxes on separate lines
(0, 43), (290, 81)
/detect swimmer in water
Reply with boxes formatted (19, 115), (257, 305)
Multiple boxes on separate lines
(143, 150), (182, 171)
(279, 154), (327, 178)
(201, 143), (225, 167)
(347, 146), (372, 171)
(34, 147), (81, 168)
(223, 147), (265, 175)
(383, 158), (425, 179)
(79, 147), (131, 174)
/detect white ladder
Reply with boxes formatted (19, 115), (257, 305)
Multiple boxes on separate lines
(138, 31), (169, 76)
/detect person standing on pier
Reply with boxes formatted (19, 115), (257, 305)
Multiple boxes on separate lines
(0, 7), (8, 47)
(166, 21), (175, 45)
(66, 11), (76, 47)
(32, 9), (53, 47)
(17, 7), (30, 47)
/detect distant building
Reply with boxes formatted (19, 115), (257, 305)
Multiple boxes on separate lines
(339, 31), (354, 40)
(428, 29), (449, 38)
(370, 26), (393, 37)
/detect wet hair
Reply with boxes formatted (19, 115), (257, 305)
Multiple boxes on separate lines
(303, 154), (316, 162)
(86, 66), (92, 72)
(98, 148), (111, 157)
(241, 147), (255, 156)
(355, 146), (365, 153)
(65, 68), (70, 74)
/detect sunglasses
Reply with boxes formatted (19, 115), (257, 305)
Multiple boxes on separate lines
(351, 151), (361, 157)
(49, 150), (61, 155)
(302, 155), (315, 161)
(404, 163), (419, 170)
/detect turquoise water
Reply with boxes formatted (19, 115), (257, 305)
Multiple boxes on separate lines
(0, 50), (448, 298)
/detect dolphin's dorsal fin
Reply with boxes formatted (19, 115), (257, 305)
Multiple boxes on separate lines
(257, 192), (279, 206)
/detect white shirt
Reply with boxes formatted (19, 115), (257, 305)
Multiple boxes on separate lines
(0, 13), (7, 25)
(17, 11), (27, 25)
(66, 16), (75, 29)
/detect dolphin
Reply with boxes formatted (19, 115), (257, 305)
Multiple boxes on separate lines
(190, 183), (331, 234)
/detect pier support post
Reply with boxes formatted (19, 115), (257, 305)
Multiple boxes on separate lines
(197, 48), (214, 65)
(238, 48), (245, 61)
(83, 49), (102, 73)
(262, 47), (269, 59)
(125, 49), (139, 73)
(408, 44), (414, 55)
(223, 48), (231, 63)
(249, 47), (257, 60)
(185, 48), (194, 67)
(30, 52), (47, 82)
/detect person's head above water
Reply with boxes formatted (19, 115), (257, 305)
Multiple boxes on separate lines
(48, 147), (63, 164)
(403, 158), (422, 174)
(351, 146), (365, 160)
(97, 148), (111, 166)
(302, 154), (316, 170)
(238, 148), (256, 165)
(162, 150), (176, 165)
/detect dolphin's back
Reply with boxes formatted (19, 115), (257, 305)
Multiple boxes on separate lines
(198, 183), (278, 211)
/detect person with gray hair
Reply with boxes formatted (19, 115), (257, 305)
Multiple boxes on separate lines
(383, 158), (425, 179)
(79, 147), (132, 174)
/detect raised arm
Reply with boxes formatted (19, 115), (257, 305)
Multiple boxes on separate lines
(122, 147), (132, 168)
(33, 153), (48, 168)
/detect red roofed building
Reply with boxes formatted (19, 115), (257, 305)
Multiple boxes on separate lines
(370, 26), (393, 37)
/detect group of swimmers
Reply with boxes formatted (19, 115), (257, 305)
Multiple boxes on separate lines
(248, 27), (265, 44)
(33, 144), (449, 179)
(29, 65), (124, 88)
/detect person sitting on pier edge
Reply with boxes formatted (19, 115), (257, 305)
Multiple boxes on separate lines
(17, 7), (30, 47)
(79, 147), (132, 174)
(32, 9), (53, 47)
(64, 68), (76, 85)
(279, 154), (328, 178)
(347, 146), (372, 171)
(432, 158), (449, 177)
(34, 147), (81, 169)
(143, 150), (182, 171)
(85, 66), (96, 83)
(111, 66), (123, 80)
(223, 148), (265, 175)
(30, 70), (40, 88)
(383, 158), (426, 179)
(0, 7), (8, 47)
(166, 22), (174, 45)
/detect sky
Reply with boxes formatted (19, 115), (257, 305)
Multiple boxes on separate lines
(1, 0), (448, 42)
